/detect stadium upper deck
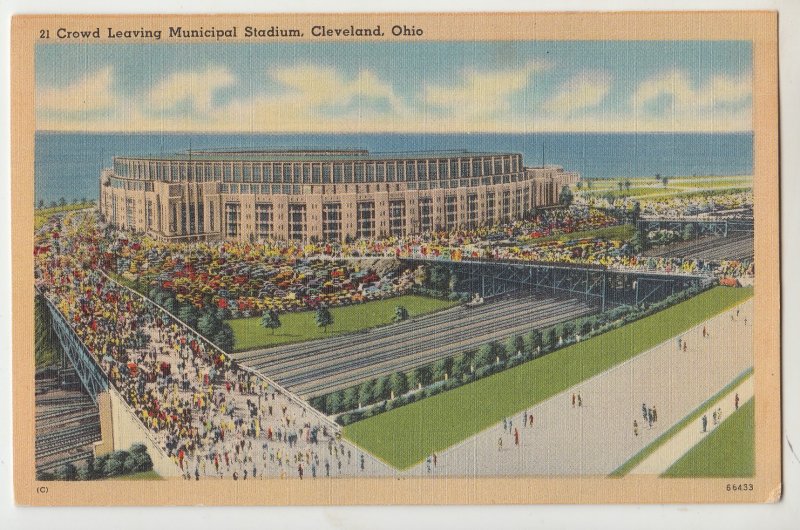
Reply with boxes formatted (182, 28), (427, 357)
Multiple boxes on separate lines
(100, 149), (579, 242)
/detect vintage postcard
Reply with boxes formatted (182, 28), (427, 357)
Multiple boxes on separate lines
(11, 12), (780, 505)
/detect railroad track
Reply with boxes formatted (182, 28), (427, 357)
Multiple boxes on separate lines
(236, 295), (597, 397)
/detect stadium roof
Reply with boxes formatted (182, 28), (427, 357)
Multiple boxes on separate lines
(115, 149), (520, 163)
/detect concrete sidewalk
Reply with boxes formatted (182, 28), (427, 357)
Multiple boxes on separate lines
(402, 298), (754, 477)
(629, 374), (754, 475)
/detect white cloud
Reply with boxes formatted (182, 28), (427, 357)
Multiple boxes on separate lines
(544, 71), (612, 114)
(269, 65), (401, 108)
(35, 62), (752, 133)
(37, 67), (115, 112)
(424, 61), (548, 114)
(633, 69), (751, 110)
(147, 66), (236, 114)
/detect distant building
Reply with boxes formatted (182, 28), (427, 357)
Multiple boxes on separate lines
(99, 149), (579, 242)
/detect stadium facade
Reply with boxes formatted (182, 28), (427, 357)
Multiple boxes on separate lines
(99, 149), (579, 242)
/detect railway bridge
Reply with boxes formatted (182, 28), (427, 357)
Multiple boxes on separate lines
(636, 216), (754, 238)
(402, 257), (711, 311)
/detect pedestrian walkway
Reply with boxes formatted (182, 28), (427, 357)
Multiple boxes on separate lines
(629, 373), (754, 475)
(403, 297), (753, 476)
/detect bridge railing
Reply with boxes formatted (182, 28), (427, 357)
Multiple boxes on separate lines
(36, 288), (108, 405)
(35, 287), (177, 473)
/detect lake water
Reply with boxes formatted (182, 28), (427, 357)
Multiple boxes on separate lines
(34, 131), (753, 205)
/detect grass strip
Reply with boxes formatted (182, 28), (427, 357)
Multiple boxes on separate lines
(610, 367), (753, 477)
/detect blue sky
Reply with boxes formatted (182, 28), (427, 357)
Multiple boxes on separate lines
(35, 40), (752, 133)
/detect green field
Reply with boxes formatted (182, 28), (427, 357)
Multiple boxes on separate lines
(662, 399), (754, 478)
(585, 186), (682, 199)
(520, 224), (635, 245)
(228, 294), (457, 351)
(35, 201), (95, 230)
(343, 286), (753, 469)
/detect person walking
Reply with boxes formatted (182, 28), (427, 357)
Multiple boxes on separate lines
(633, 420), (639, 436)
(677, 337), (682, 350)
(683, 342), (687, 352)
(572, 394), (576, 408)
(577, 394), (582, 407)
(523, 411), (528, 427)
(712, 410), (717, 425)
(702, 414), (708, 433)
(498, 437), (503, 451)
(647, 408), (653, 428)
(735, 393), (740, 411)
(514, 427), (520, 446)
(642, 403), (647, 422)
(652, 406), (657, 424)
(529, 413), (534, 427)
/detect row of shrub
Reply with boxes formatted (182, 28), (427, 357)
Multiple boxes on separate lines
(37, 443), (153, 481)
(312, 283), (709, 425)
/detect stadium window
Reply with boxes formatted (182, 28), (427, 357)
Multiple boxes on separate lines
(322, 202), (342, 241)
(255, 203), (274, 240)
(288, 204), (307, 241)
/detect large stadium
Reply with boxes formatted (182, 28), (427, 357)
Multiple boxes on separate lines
(99, 149), (578, 242)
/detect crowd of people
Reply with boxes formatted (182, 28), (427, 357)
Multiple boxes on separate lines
(99, 204), (752, 319)
(35, 211), (388, 479)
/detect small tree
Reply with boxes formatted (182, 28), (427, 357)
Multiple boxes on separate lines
(559, 185), (574, 206)
(178, 304), (200, 328)
(475, 343), (495, 367)
(212, 325), (235, 352)
(394, 305), (409, 322)
(261, 309), (281, 335)
(409, 365), (432, 389)
(624, 179), (632, 191)
(197, 313), (222, 338)
(431, 357), (452, 381)
(561, 322), (576, 342)
(37, 199), (44, 209)
(315, 306), (333, 332)
(546, 328), (558, 350)
(373, 375), (390, 402)
(358, 380), (374, 407)
(451, 352), (473, 378)
(325, 391), (342, 414)
(388, 371), (408, 399)
(662, 176), (669, 187)
(342, 386), (359, 411)
(525, 329), (543, 356)
(682, 223), (697, 242)
(58, 197), (67, 207)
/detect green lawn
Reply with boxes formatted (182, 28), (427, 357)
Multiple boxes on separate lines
(520, 224), (635, 245)
(343, 286), (753, 469)
(34, 201), (95, 230)
(610, 368), (753, 477)
(228, 294), (457, 351)
(662, 398), (754, 478)
(585, 187), (682, 198)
